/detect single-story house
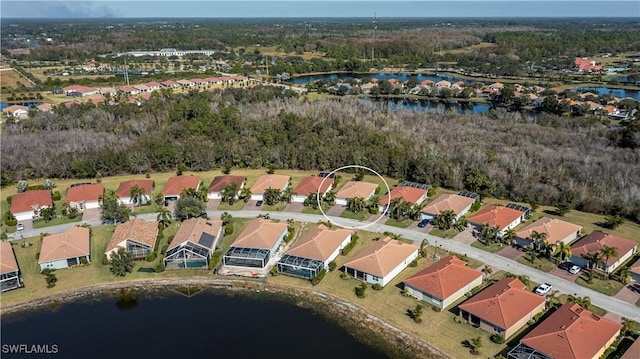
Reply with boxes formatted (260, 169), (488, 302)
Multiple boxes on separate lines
(291, 176), (333, 203)
(160, 80), (179, 88)
(420, 193), (477, 222)
(36, 103), (53, 112)
(249, 175), (291, 201)
(10, 189), (53, 221)
(62, 85), (100, 97)
(207, 175), (246, 200)
(343, 237), (419, 287)
(119, 86), (140, 95)
(508, 303), (621, 359)
(621, 336), (640, 359)
(133, 84), (151, 93)
(403, 255), (483, 311)
(2, 105), (29, 120)
(176, 79), (195, 87)
(144, 81), (162, 91)
(277, 224), (352, 279)
(105, 219), (159, 260)
(164, 217), (223, 269)
(335, 181), (378, 206)
(378, 182), (430, 212)
(0, 241), (22, 292)
(66, 183), (104, 212)
(631, 258), (640, 282)
(99, 87), (118, 96)
(468, 204), (528, 237)
(459, 277), (546, 339)
(116, 179), (154, 206)
(515, 217), (583, 248)
(39, 227), (91, 271)
(162, 175), (201, 202)
(223, 219), (289, 269)
(570, 231), (637, 274)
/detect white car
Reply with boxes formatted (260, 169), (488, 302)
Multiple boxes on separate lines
(569, 265), (581, 275)
(16, 223), (24, 231)
(535, 283), (553, 296)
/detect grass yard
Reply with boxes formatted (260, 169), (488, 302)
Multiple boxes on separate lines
(340, 209), (371, 221)
(301, 204), (330, 215)
(385, 218), (414, 228)
(32, 215), (82, 229)
(217, 201), (246, 211)
(470, 240), (506, 253)
(516, 256), (557, 273)
(429, 228), (460, 239)
(132, 203), (163, 216)
(574, 276), (625, 296)
(262, 202), (287, 211)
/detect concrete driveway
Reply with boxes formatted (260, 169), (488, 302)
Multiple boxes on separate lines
(81, 208), (102, 222)
(325, 204), (345, 217)
(452, 228), (476, 245)
(206, 199), (221, 210)
(244, 199), (261, 209)
(497, 245), (525, 260)
(284, 202), (303, 212)
(615, 283), (640, 305)
(550, 268), (579, 283)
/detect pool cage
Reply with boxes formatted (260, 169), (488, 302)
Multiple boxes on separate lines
(164, 242), (211, 269)
(223, 247), (271, 268)
(277, 254), (324, 279)
(507, 343), (553, 359)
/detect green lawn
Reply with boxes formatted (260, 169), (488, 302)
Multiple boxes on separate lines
(340, 209), (371, 221)
(217, 201), (246, 211)
(470, 240), (505, 253)
(301, 204), (330, 215)
(32, 215), (82, 229)
(385, 218), (414, 228)
(429, 228), (459, 239)
(516, 256), (557, 273)
(262, 202), (287, 211)
(574, 276), (625, 296)
(132, 204), (163, 215)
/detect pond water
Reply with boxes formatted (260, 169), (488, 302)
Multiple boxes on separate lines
(292, 72), (471, 85)
(1, 289), (386, 359)
(0, 102), (40, 111)
(359, 97), (493, 114)
(573, 87), (640, 100)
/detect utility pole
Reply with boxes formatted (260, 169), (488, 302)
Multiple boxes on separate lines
(124, 58), (130, 86)
(372, 12), (377, 62)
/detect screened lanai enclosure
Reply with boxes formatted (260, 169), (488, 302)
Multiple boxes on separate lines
(164, 242), (211, 269)
(0, 271), (22, 292)
(223, 247), (271, 268)
(277, 254), (324, 279)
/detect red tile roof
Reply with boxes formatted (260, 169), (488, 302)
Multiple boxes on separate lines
(162, 175), (200, 196)
(0, 241), (19, 274)
(10, 190), (53, 214)
(403, 256), (483, 300)
(520, 303), (621, 359)
(285, 224), (352, 261)
(250, 175), (290, 194)
(39, 227), (90, 263)
(66, 184), (104, 202)
(169, 217), (223, 251)
(422, 194), (476, 216)
(105, 219), (159, 254)
(343, 237), (419, 278)
(231, 219), (289, 250)
(293, 176), (333, 197)
(379, 185), (428, 206)
(570, 231), (637, 267)
(468, 205), (524, 230)
(459, 278), (546, 330)
(515, 217), (582, 245)
(116, 179), (154, 198)
(63, 85), (98, 94)
(208, 175), (246, 192)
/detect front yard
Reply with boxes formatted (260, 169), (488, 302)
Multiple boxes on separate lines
(574, 275), (625, 296)
(470, 240), (504, 253)
(385, 218), (414, 228)
(516, 256), (557, 273)
(340, 209), (371, 221)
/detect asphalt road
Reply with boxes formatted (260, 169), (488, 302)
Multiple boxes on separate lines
(10, 209), (640, 321)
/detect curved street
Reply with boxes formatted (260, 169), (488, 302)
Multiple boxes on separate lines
(10, 208), (640, 321)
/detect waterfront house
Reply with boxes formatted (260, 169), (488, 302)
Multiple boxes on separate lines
(62, 85), (99, 97)
(66, 183), (104, 212)
(343, 237), (419, 287)
(164, 218), (223, 269)
(570, 231), (637, 274)
(458, 278), (546, 339)
(249, 175), (291, 201)
(468, 204), (528, 237)
(277, 224), (352, 279)
(575, 57), (603, 72)
(403, 256), (483, 311)
(291, 176), (334, 203)
(105, 219), (159, 260)
(378, 181), (430, 213)
(631, 258), (640, 282)
(99, 87), (117, 96)
(160, 80), (179, 88)
(39, 227), (91, 271)
(10, 189), (53, 221)
(420, 193), (477, 222)
(207, 175), (246, 200)
(2, 105), (29, 120)
(0, 241), (22, 292)
(508, 303), (621, 359)
(36, 103), (53, 112)
(162, 175), (201, 202)
(223, 219), (289, 269)
(335, 181), (378, 206)
(116, 179), (154, 206)
(515, 217), (582, 248)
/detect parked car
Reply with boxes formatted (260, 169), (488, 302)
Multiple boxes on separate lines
(535, 283), (553, 296)
(256, 200), (263, 206)
(417, 219), (429, 228)
(569, 265), (581, 275)
(558, 262), (573, 271)
(16, 223), (24, 231)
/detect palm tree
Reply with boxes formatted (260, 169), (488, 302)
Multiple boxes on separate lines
(479, 223), (499, 244)
(280, 186), (294, 204)
(157, 207), (172, 229)
(618, 267), (632, 284)
(240, 187), (252, 203)
(409, 202), (426, 221)
(419, 239), (429, 258)
(263, 188), (282, 206)
(180, 187), (198, 199)
(434, 210), (456, 230)
(347, 197), (367, 213)
(545, 290), (561, 309)
(554, 242), (572, 262)
(599, 245), (619, 276)
(388, 198), (403, 220)
(481, 265), (493, 280)
(583, 252), (604, 271)
(323, 190), (336, 206)
(221, 212), (232, 226)
(129, 185), (146, 206)
(530, 231), (548, 251)
(502, 228), (517, 245)
(221, 182), (239, 205)
(567, 294), (591, 310)
(453, 217), (468, 232)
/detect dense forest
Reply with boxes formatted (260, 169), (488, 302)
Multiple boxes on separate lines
(2, 86), (639, 222)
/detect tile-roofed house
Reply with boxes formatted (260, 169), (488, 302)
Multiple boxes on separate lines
(160, 80), (179, 88)
(39, 227), (91, 270)
(2, 105), (29, 120)
(343, 237), (419, 287)
(162, 175), (201, 201)
(489, 82), (504, 90)
(360, 82), (376, 94)
(335, 181), (378, 206)
(10, 189), (53, 221)
(119, 86), (140, 95)
(631, 257), (640, 282)
(116, 179), (154, 206)
(66, 183), (104, 212)
(515, 217), (583, 247)
(574, 57), (603, 72)
(403, 256), (483, 311)
(508, 303), (621, 359)
(176, 79), (195, 87)
(207, 175), (246, 200)
(164, 217), (223, 269)
(292, 176), (334, 203)
(144, 81), (162, 90)
(378, 183), (429, 211)
(421, 194), (476, 222)
(459, 277), (546, 339)
(435, 80), (451, 88)
(99, 87), (117, 96)
(621, 336), (640, 359)
(133, 84), (151, 92)
(468, 204), (527, 236)
(421, 79), (434, 86)
(105, 219), (159, 260)
(223, 219), (289, 269)
(570, 231), (637, 274)
(249, 175), (291, 201)
(62, 85), (99, 97)
(190, 78), (207, 85)
(36, 103), (53, 112)
(277, 224), (352, 279)
(0, 241), (22, 292)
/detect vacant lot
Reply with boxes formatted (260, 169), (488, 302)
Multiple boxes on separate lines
(0, 69), (31, 90)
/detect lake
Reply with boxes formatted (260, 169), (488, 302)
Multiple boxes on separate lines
(292, 72), (471, 85)
(359, 97), (493, 115)
(0, 102), (40, 111)
(1, 289), (387, 359)
(573, 87), (640, 100)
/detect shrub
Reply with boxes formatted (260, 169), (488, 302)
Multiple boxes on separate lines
(52, 191), (61, 201)
(145, 173), (151, 178)
(6, 195), (12, 205)
(26, 185), (46, 191)
(368, 206), (379, 214)
(328, 261), (337, 272)
(372, 283), (383, 290)
(355, 283), (367, 298)
(270, 266), (279, 276)
(146, 252), (157, 262)
(470, 200), (481, 212)
(224, 224), (234, 236)
(340, 271), (350, 280)
(490, 334), (505, 344)
(209, 252), (221, 270)
(5, 218), (17, 227)
(409, 259), (418, 267)
(80, 257), (88, 265)
(311, 269), (327, 286)
(35, 252), (40, 260)
(284, 226), (295, 242)
(341, 237), (358, 255)
(154, 261), (165, 273)
(102, 254), (110, 265)
(160, 244), (168, 255)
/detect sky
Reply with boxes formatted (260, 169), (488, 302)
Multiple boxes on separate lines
(1, 0), (639, 19)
